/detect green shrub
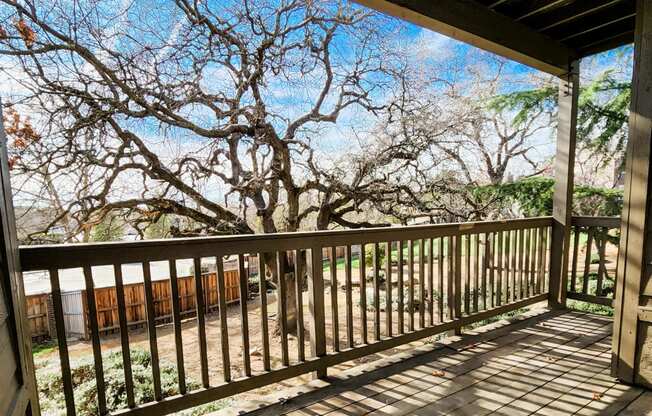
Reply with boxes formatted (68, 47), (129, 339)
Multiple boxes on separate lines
(37, 348), (229, 415)
(567, 299), (613, 316)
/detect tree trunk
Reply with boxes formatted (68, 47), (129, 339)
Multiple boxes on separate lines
(264, 251), (305, 335)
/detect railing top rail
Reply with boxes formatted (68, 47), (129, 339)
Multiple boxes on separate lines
(19, 216), (553, 271)
(571, 216), (621, 228)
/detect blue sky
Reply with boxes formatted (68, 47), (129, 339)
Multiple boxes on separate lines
(0, 0), (634, 207)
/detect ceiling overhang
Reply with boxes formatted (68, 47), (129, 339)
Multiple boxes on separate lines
(354, 0), (636, 76)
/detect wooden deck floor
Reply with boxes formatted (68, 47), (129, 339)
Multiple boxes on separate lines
(218, 310), (652, 416)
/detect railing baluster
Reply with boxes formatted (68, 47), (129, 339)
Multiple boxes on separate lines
(83, 266), (107, 414)
(330, 247), (340, 351)
(344, 245), (354, 348)
(540, 226), (549, 294)
(437, 237), (444, 322)
(359, 243), (368, 344)
(447, 236), (454, 320)
(276, 252), (289, 366)
(257, 254), (271, 371)
(50, 269), (76, 416)
(473, 234), (479, 312)
(481, 234), (488, 311)
(419, 239), (426, 328)
(238, 254), (251, 375)
(544, 226), (551, 293)
(385, 241), (392, 337)
(308, 246), (327, 378)
(168, 259), (187, 393)
(531, 228), (539, 294)
(530, 228), (538, 295)
(193, 257), (209, 387)
(113, 264), (135, 407)
(142, 261), (162, 400)
(428, 238), (434, 326)
(570, 226), (581, 292)
(519, 230), (525, 297)
(536, 227), (545, 294)
(453, 234), (462, 324)
(496, 231), (503, 307)
(464, 234), (471, 314)
(510, 230), (517, 302)
(294, 250), (306, 361)
(523, 229), (531, 298)
(408, 240), (415, 331)
(216, 255), (231, 381)
(373, 242), (381, 341)
(596, 231), (607, 296)
(397, 240), (405, 333)
(531, 228), (538, 296)
(504, 230), (511, 304)
(488, 232), (495, 308)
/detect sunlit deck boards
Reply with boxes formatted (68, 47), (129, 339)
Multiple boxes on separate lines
(220, 310), (650, 416)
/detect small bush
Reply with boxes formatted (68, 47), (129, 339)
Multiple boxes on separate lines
(567, 300), (613, 316)
(37, 348), (229, 415)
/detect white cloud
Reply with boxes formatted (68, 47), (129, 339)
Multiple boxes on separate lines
(409, 30), (457, 62)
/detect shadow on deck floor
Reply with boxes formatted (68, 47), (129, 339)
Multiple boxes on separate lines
(213, 309), (651, 416)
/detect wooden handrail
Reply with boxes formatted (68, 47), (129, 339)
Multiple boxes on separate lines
(571, 215), (620, 228)
(19, 217), (553, 271)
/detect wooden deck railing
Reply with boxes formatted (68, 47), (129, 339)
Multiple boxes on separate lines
(19, 217), (553, 416)
(567, 216), (621, 307)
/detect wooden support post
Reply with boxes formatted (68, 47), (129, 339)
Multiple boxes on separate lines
(548, 60), (579, 309)
(0, 105), (39, 415)
(308, 246), (327, 379)
(612, 0), (652, 386)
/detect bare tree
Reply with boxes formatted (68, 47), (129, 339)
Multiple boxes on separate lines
(0, 0), (414, 333)
(369, 54), (555, 222)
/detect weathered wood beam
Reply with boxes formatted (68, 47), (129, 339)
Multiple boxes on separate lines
(612, 0), (652, 386)
(353, 0), (576, 76)
(576, 30), (635, 57)
(532, 0), (634, 32)
(560, 13), (636, 41)
(511, 0), (570, 22)
(548, 60), (579, 309)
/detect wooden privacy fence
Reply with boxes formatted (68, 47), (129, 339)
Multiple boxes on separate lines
(25, 293), (50, 340)
(19, 217), (553, 416)
(89, 271), (240, 338)
(567, 215), (621, 307)
(25, 270), (241, 340)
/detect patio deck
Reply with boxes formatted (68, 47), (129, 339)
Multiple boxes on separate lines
(220, 310), (651, 416)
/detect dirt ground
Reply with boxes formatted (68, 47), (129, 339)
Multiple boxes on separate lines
(35, 263), (454, 409)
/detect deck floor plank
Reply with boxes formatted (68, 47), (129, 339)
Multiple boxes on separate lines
(223, 311), (648, 416)
(383, 318), (612, 415)
(362, 314), (608, 414)
(443, 334), (613, 415)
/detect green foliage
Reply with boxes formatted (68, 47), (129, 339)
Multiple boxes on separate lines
(37, 348), (229, 416)
(474, 177), (554, 216)
(474, 177), (623, 217)
(577, 70), (631, 160)
(488, 86), (557, 127)
(574, 181), (623, 217)
(364, 244), (388, 267)
(144, 214), (174, 239)
(91, 215), (124, 242)
(488, 69), (631, 170)
(567, 299), (613, 316)
(32, 340), (56, 357)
